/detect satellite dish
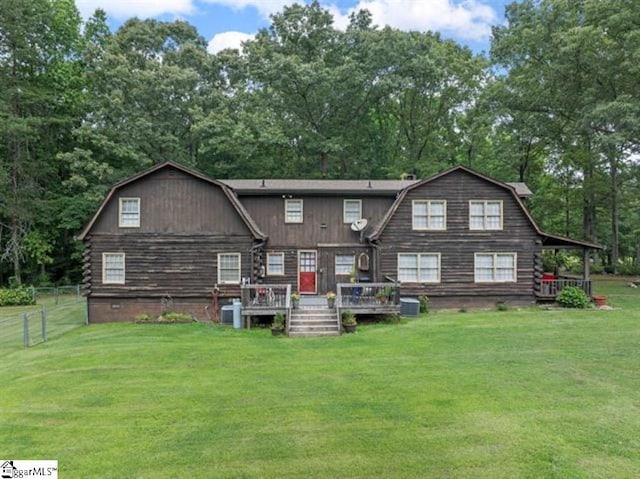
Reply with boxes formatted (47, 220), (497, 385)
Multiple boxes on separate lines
(350, 218), (368, 232)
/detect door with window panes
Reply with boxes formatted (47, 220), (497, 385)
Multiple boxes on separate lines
(298, 251), (317, 294)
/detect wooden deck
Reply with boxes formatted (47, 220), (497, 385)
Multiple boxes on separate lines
(336, 282), (401, 315)
(240, 284), (291, 316)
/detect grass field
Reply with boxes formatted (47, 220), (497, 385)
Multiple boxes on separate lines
(1, 277), (639, 478)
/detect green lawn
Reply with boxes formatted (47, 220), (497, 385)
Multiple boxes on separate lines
(1, 278), (639, 478)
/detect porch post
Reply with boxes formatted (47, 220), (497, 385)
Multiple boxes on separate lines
(583, 248), (592, 296)
(583, 248), (590, 280)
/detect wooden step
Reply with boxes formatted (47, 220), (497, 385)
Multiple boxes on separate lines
(288, 330), (340, 337)
(288, 308), (340, 337)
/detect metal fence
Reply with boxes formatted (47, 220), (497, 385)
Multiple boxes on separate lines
(0, 286), (86, 350)
(31, 285), (83, 305)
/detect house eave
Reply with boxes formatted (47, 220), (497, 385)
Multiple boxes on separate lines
(540, 233), (603, 250)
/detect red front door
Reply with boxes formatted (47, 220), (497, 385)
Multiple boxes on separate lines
(298, 251), (317, 294)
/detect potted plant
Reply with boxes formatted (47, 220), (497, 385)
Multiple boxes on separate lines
(271, 312), (286, 336)
(326, 291), (336, 308)
(291, 292), (300, 309)
(375, 289), (388, 304)
(342, 309), (357, 333)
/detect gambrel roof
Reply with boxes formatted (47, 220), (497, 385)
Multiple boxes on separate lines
(367, 164), (601, 249)
(77, 162), (266, 241)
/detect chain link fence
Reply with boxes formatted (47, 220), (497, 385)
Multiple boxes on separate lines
(0, 286), (87, 350)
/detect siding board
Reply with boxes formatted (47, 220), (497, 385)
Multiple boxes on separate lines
(91, 168), (250, 235)
(90, 233), (253, 298)
(378, 169), (540, 301)
(240, 195), (393, 246)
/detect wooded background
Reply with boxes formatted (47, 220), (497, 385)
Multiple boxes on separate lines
(1, 0), (639, 286)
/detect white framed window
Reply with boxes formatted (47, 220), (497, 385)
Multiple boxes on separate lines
(335, 254), (355, 275)
(119, 198), (140, 227)
(397, 253), (440, 283)
(218, 253), (241, 284)
(412, 200), (446, 230)
(267, 252), (285, 276)
(102, 253), (125, 284)
(474, 253), (517, 283)
(285, 199), (303, 223)
(343, 199), (362, 223)
(469, 200), (502, 230)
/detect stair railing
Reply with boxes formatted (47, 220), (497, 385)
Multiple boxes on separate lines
(285, 284), (292, 335)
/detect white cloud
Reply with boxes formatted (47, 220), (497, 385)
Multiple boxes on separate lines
(200, 0), (291, 18)
(202, 1), (497, 41)
(345, 0), (497, 40)
(208, 31), (255, 53)
(75, 0), (195, 19)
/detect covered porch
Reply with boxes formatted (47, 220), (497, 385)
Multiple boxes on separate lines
(534, 233), (602, 300)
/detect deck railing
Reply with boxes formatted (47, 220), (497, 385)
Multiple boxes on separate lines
(336, 282), (400, 321)
(537, 278), (592, 298)
(240, 284), (291, 313)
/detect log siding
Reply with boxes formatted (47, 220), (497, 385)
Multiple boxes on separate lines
(89, 233), (253, 298)
(377, 169), (539, 303)
(82, 162), (598, 321)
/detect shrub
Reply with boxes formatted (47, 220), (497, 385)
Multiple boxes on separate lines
(158, 311), (194, 322)
(556, 287), (590, 309)
(418, 295), (429, 314)
(272, 312), (285, 329)
(0, 287), (35, 306)
(341, 309), (356, 325)
(134, 313), (152, 322)
(496, 301), (508, 312)
(383, 313), (402, 324)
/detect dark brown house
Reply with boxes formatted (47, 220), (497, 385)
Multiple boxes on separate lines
(79, 162), (599, 322)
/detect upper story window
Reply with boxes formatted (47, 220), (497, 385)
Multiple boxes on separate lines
(343, 199), (362, 223)
(102, 253), (125, 284)
(335, 254), (355, 275)
(119, 198), (140, 228)
(469, 200), (502, 230)
(218, 253), (241, 284)
(285, 199), (303, 223)
(397, 253), (440, 283)
(267, 252), (285, 276)
(412, 200), (446, 230)
(474, 253), (516, 283)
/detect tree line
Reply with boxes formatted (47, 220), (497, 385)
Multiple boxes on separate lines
(1, 0), (639, 285)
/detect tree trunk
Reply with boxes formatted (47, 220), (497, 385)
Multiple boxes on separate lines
(11, 222), (22, 285)
(319, 151), (328, 178)
(582, 161), (596, 241)
(609, 157), (619, 272)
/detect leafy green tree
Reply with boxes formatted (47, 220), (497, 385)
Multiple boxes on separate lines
(491, 0), (640, 269)
(0, 0), (83, 284)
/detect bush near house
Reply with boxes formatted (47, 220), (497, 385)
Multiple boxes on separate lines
(0, 287), (35, 306)
(556, 286), (591, 308)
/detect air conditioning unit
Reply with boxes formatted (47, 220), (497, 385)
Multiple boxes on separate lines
(221, 305), (234, 325)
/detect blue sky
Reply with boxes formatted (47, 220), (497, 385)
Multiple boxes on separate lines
(75, 0), (512, 54)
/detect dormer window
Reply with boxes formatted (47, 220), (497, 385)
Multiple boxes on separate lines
(412, 200), (446, 230)
(469, 200), (502, 230)
(285, 199), (303, 223)
(343, 199), (362, 223)
(119, 198), (140, 228)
